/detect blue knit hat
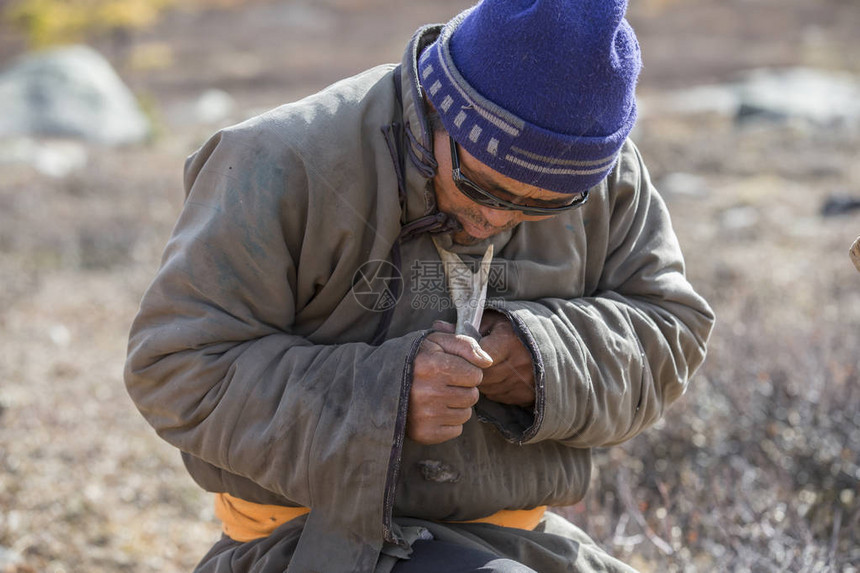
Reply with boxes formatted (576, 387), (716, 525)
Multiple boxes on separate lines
(418, 0), (642, 195)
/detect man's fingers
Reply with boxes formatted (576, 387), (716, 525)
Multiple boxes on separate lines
(407, 422), (465, 445)
(425, 332), (493, 368)
(406, 395), (474, 445)
(478, 320), (518, 360)
(414, 351), (483, 388)
(479, 380), (535, 408)
(474, 322), (536, 408)
(479, 309), (509, 336)
(432, 320), (456, 333)
(440, 406), (474, 426)
(408, 332), (494, 445)
(409, 401), (475, 426)
(446, 386), (480, 409)
(479, 334), (509, 364)
(410, 377), (480, 409)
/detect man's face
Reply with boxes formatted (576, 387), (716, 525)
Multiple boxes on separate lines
(431, 129), (578, 246)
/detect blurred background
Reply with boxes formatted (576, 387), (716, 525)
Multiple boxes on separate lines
(0, 0), (858, 571)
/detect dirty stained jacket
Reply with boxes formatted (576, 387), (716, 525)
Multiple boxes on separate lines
(125, 25), (715, 573)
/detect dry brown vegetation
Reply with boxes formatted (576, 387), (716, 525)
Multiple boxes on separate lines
(1, 1), (859, 571)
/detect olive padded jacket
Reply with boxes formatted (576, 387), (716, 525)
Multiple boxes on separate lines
(125, 25), (715, 573)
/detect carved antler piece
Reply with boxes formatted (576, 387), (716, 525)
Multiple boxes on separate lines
(432, 237), (494, 340)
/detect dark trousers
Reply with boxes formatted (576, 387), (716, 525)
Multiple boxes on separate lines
(390, 539), (537, 573)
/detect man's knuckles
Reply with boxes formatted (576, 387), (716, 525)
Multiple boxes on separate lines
(414, 354), (483, 385)
(425, 332), (492, 366)
(449, 386), (480, 408)
(412, 382), (479, 410)
(449, 406), (473, 425)
(478, 336), (506, 360)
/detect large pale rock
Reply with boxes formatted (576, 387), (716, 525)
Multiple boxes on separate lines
(0, 546), (24, 570)
(645, 67), (860, 129)
(0, 45), (150, 145)
(736, 68), (860, 127)
(0, 137), (88, 177)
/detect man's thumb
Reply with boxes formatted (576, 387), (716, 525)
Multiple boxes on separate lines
(428, 332), (493, 367)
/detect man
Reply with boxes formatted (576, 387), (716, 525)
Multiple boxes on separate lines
(125, 1), (715, 571)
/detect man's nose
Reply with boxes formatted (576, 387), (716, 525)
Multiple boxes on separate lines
(480, 207), (521, 228)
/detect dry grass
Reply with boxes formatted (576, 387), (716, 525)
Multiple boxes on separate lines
(568, 110), (860, 572)
(561, 106), (860, 570)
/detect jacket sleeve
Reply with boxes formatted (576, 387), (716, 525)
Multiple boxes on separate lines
(124, 124), (420, 566)
(497, 141), (715, 449)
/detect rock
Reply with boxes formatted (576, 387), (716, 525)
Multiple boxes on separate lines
(0, 137), (88, 178)
(644, 85), (738, 117)
(48, 324), (72, 347)
(193, 89), (235, 125)
(0, 45), (150, 145)
(820, 194), (860, 217)
(646, 67), (860, 130)
(657, 172), (710, 198)
(167, 89), (236, 127)
(736, 68), (860, 128)
(720, 205), (760, 232)
(0, 546), (24, 569)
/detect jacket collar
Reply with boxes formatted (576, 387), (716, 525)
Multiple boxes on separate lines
(398, 25), (443, 224)
(395, 25), (515, 255)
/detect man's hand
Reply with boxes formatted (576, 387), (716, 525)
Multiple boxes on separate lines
(407, 332), (493, 445)
(433, 312), (536, 408)
(477, 311), (536, 408)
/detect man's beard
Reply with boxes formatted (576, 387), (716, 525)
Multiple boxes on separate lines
(447, 209), (517, 245)
(451, 228), (483, 246)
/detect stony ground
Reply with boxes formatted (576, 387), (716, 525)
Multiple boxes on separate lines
(1, 1), (859, 571)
